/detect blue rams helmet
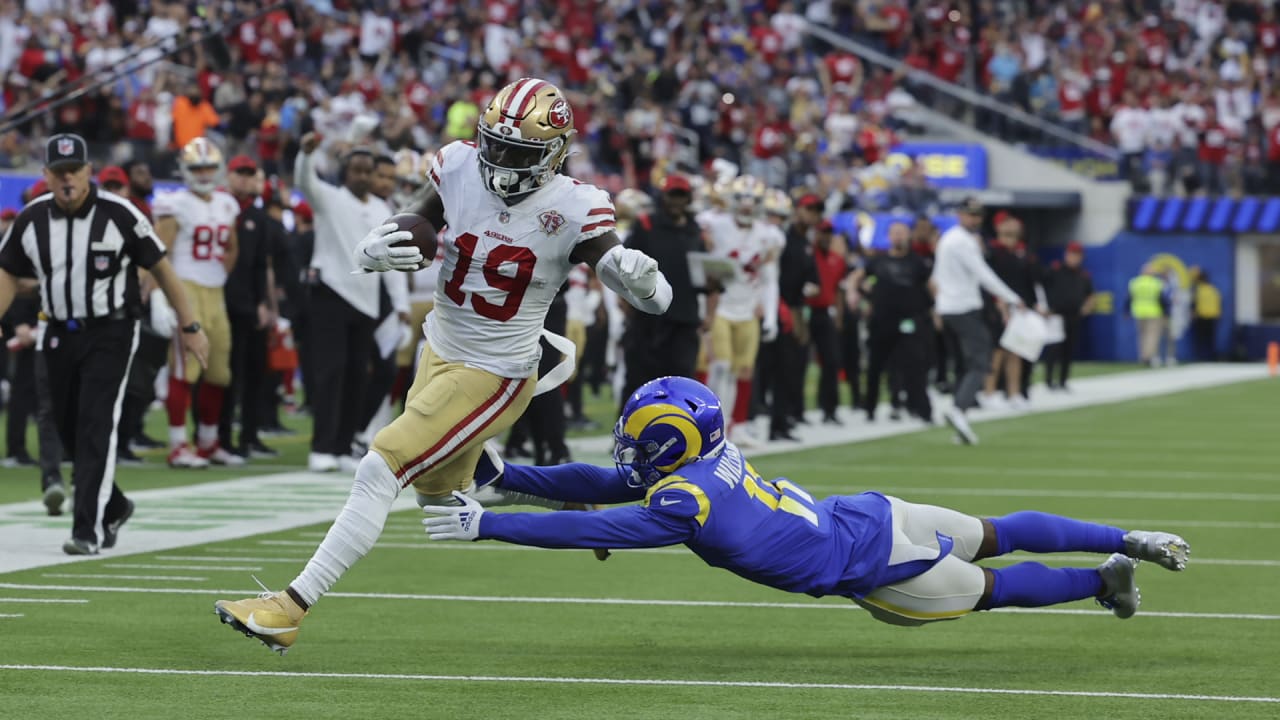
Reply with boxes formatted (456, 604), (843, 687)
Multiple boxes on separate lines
(613, 376), (726, 487)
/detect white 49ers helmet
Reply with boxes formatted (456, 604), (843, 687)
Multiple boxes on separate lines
(729, 175), (765, 224)
(763, 188), (792, 218)
(180, 137), (225, 196)
(477, 77), (575, 200)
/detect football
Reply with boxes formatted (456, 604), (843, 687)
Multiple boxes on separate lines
(387, 212), (438, 262)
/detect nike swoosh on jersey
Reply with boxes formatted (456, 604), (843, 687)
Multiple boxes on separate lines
(244, 612), (298, 636)
(659, 497), (682, 506)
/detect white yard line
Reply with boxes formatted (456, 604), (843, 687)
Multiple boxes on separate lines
(0, 664), (1274, 704)
(817, 465), (1280, 483)
(154, 555), (307, 564)
(102, 563), (262, 572)
(0, 597), (88, 604)
(803, 486), (1280, 502)
(0, 583), (1273, 621)
(42, 573), (209, 582)
(0, 613), (24, 618)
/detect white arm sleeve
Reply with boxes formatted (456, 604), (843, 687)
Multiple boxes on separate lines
(596, 244), (672, 315)
(293, 151), (338, 214)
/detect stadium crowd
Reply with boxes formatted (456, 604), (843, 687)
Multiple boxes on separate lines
(0, 0), (1256, 472)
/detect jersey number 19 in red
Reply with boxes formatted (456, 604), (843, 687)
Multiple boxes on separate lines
(442, 232), (535, 321)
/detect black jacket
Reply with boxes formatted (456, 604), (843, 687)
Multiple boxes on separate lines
(779, 225), (819, 308)
(1044, 262), (1094, 315)
(224, 202), (277, 316)
(624, 210), (706, 326)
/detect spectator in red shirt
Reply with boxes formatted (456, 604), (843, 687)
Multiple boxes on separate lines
(749, 104), (789, 186)
(820, 51), (863, 96)
(932, 37), (966, 84)
(750, 12), (784, 65)
(1259, 7), (1280, 56)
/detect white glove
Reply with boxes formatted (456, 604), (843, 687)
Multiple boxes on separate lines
(422, 490), (485, 541)
(353, 223), (424, 274)
(617, 247), (659, 299)
(761, 320), (779, 343)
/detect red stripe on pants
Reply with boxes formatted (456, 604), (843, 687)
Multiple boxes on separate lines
(395, 377), (526, 486)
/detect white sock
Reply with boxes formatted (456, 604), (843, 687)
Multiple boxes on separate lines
(168, 426), (187, 449)
(289, 452), (400, 607)
(197, 423), (218, 449)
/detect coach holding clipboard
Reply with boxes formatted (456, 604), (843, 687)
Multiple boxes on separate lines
(0, 133), (209, 555)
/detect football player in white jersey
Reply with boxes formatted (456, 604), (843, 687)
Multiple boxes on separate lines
(700, 176), (782, 447)
(153, 138), (243, 468)
(215, 78), (674, 654)
(694, 177), (733, 230)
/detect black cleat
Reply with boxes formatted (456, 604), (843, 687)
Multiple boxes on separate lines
(102, 499), (135, 549)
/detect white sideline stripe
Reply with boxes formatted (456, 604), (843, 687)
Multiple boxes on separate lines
(0, 664), (1274, 704)
(0, 598), (88, 604)
(0, 614), (24, 618)
(156, 555), (306, 564)
(103, 563), (261, 572)
(983, 555), (1280, 568)
(0, 583), (1274, 620)
(831, 464), (1280, 483)
(1089, 518), (1280, 530)
(254, 540), (1280, 567)
(43, 573), (209, 582)
(805, 486), (1280, 502)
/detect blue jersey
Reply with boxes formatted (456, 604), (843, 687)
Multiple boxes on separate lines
(480, 444), (916, 599)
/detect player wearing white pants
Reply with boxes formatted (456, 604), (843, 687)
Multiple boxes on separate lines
(854, 497), (988, 626)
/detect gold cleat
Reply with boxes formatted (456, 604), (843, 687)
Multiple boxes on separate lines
(214, 587), (308, 656)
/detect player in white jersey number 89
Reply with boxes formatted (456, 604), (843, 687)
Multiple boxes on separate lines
(214, 78), (674, 654)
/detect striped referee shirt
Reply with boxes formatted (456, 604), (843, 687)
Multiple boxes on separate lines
(0, 186), (166, 322)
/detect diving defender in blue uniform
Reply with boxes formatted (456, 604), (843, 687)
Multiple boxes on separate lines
(423, 377), (1190, 624)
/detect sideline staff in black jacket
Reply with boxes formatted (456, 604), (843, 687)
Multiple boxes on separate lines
(619, 175), (710, 411)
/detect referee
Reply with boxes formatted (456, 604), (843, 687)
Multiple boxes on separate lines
(0, 134), (209, 555)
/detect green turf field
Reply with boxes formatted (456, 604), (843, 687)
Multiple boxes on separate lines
(1, 375), (1277, 719)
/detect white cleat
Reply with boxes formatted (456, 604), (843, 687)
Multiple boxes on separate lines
(201, 446), (246, 466)
(1124, 530), (1190, 571)
(730, 425), (760, 448)
(167, 445), (210, 469)
(1096, 553), (1141, 619)
(307, 452), (339, 472)
(943, 407), (979, 445)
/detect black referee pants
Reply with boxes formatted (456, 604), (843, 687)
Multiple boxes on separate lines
(43, 320), (137, 546)
(219, 311), (267, 453)
(307, 285), (377, 456)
